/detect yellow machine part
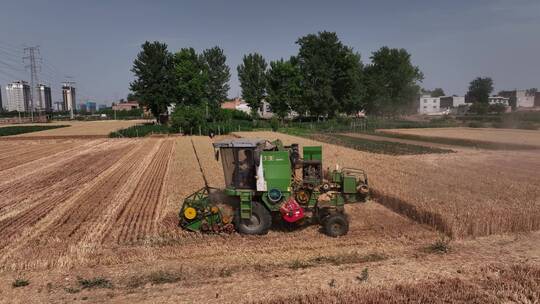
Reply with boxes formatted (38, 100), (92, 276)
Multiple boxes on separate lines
(184, 207), (197, 220)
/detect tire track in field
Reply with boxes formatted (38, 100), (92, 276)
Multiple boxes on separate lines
(0, 139), (108, 187)
(41, 139), (159, 243)
(0, 141), (80, 171)
(34, 139), (162, 269)
(103, 139), (173, 244)
(156, 137), (205, 236)
(79, 139), (166, 249)
(0, 142), (138, 250)
(0, 140), (149, 270)
(0, 140), (121, 211)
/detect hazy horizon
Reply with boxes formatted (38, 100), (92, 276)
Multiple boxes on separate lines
(1, 0), (539, 106)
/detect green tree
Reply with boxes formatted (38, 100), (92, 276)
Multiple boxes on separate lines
(465, 77), (493, 104)
(469, 102), (489, 115)
(174, 48), (208, 106)
(364, 47), (423, 115)
(202, 47), (231, 119)
(431, 88), (445, 97)
(237, 53), (267, 117)
(126, 93), (138, 101)
(488, 103), (507, 115)
(296, 31), (365, 118)
(266, 59), (302, 120)
(130, 41), (175, 120)
(170, 104), (205, 134)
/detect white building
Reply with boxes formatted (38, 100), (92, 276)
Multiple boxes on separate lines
(38, 84), (52, 112)
(418, 95), (441, 114)
(488, 96), (510, 107)
(499, 90), (536, 109)
(62, 83), (76, 112)
(515, 90), (535, 108)
(5, 81), (31, 112)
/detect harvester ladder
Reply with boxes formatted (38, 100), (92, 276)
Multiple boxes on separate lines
(239, 191), (252, 219)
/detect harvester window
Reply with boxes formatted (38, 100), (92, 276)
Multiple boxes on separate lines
(220, 147), (256, 189)
(235, 148), (256, 189)
(221, 148), (236, 188)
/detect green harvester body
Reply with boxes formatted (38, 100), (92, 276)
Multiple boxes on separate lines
(179, 138), (369, 237)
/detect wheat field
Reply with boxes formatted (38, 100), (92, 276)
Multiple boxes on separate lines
(236, 131), (540, 238)
(0, 133), (538, 303)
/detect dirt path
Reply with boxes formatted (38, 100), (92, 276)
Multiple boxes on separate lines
(340, 132), (468, 150)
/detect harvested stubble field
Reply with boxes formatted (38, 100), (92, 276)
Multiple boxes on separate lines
(379, 127), (540, 148)
(0, 134), (539, 303)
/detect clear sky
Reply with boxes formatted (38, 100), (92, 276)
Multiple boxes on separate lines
(0, 0), (539, 106)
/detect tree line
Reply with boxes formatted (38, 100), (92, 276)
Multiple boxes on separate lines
(130, 31), (424, 122)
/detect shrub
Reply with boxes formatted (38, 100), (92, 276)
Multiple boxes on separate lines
(109, 124), (170, 138)
(12, 278), (29, 288)
(78, 277), (112, 289)
(270, 117), (280, 131)
(426, 236), (452, 254)
(147, 270), (183, 285)
(467, 121), (484, 128)
(356, 268), (369, 282)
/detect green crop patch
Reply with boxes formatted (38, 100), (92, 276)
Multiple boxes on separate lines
(375, 132), (539, 150)
(0, 125), (68, 136)
(311, 134), (454, 155)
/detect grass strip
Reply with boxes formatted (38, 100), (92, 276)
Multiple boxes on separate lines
(0, 125), (68, 136)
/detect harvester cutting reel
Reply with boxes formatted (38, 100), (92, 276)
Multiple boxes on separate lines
(179, 187), (235, 234)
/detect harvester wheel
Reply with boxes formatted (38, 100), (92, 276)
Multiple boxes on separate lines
(235, 201), (272, 235)
(323, 214), (349, 237)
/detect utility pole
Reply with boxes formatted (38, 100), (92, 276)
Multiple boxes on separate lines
(23, 46), (41, 122)
(63, 81), (76, 120)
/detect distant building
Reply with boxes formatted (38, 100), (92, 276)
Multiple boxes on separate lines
(62, 83), (76, 112)
(221, 98), (245, 110)
(0, 86), (3, 110)
(418, 95), (441, 114)
(38, 84), (52, 112)
(439, 96), (465, 110)
(221, 97), (277, 118)
(98, 104), (109, 111)
(85, 101), (97, 113)
(53, 101), (64, 112)
(6, 81), (31, 112)
(535, 92), (540, 107)
(488, 96), (510, 106)
(258, 101), (274, 119)
(499, 90), (535, 109)
(112, 101), (140, 111)
(79, 103), (87, 112)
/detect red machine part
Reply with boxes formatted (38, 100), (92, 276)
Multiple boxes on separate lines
(280, 197), (305, 223)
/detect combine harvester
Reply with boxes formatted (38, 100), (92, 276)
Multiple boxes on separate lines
(179, 138), (369, 237)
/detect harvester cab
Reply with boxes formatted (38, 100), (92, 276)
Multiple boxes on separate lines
(179, 138), (369, 237)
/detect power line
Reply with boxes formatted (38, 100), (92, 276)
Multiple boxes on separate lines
(0, 41), (24, 56)
(0, 59), (25, 72)
(0, 47), (23, 62)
